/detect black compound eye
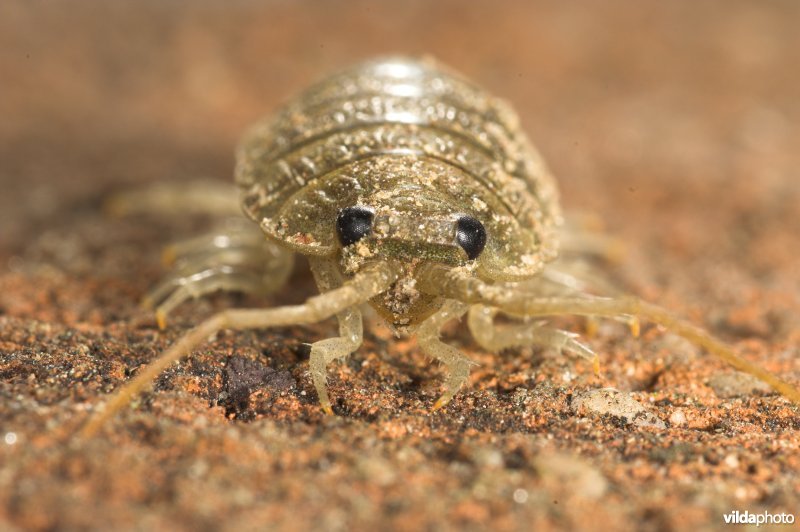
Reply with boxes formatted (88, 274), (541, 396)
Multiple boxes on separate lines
(336, 206), (374, 246)
(455, 215), (487, 260)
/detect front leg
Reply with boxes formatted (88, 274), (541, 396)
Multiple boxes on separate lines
(467, 304), (599, 372)
(308, 257), (364, 415)
(414, 300), (471, 410)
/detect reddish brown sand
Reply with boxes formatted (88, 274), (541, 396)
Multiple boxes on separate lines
(1, 1), (799, 530)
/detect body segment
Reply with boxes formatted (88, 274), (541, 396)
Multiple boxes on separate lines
(235, 57), (561, 282)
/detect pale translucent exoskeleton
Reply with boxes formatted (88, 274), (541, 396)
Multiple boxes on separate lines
(80, 57), (800, 437)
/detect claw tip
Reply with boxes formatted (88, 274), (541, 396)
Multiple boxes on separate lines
(156, 310), (167, 331)
(585, 319), (599, 338)
(630, 317), (641, 338)
(432, 397), (450, 412)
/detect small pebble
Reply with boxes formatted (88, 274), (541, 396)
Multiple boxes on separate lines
(669, 409), (687, 427)
(513, 489), (529, 504)
(724, 454), (740, 469)
(709, 372), (771, 399)
(571, 388), (666, 429)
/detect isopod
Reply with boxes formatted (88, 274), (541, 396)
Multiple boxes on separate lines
(81, 57), (800, 436)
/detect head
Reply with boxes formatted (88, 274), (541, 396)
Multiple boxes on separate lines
(325, 156), (557, 328)
(251, 155), (559, 329)
(333, 182), (489, 328)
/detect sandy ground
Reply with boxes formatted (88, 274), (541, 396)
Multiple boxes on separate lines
(1, 1), (799, 530)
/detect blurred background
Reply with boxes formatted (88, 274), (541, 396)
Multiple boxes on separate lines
(2, 0), (798, 262)
(1, 0), (799, 330)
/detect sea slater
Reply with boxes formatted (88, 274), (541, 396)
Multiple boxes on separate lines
(81, 57), (799, 436)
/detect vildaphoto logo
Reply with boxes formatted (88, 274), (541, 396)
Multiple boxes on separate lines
(723, 510), (795, 526)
